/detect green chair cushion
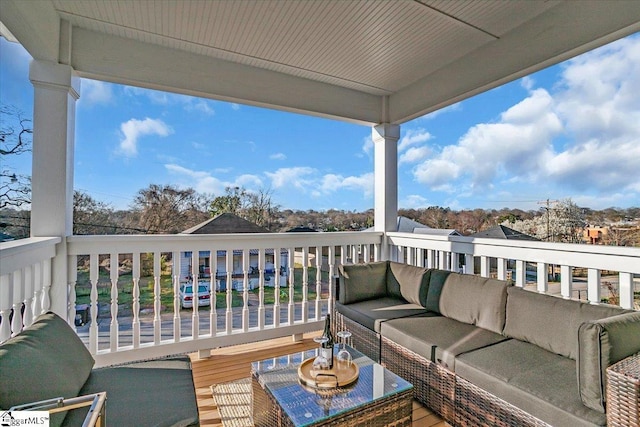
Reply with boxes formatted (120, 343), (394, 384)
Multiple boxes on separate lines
(504, 287), (629, 360)
(456, 340), (607, 427)
(577, 311), (640, 413)
(338, 261), (388, 304)
(62, 357), (199, 427)
(387, 261), (430, 306)
(335, 298), (429, 332)
(439, 273), (511, 334)
(424, 269), (451, 313)
(0, 312), (95, 427)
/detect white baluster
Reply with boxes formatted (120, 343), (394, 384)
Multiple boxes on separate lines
(23, 264), (34, 327)
(560, 265), (573, 299)
(315, 246), (322, 320)
(242, 249), (249, 332)
(464, 253), (474, 275)
(191, 251), (199, 339)
(273, 248), (281, 327)
(480, 256), (490, 277)
(619, 272), (633, 309)
(210, 248), (217, 336)
(173, 251), (181, 342)
(302, 247), (309, 323)
(537, 262), (548, 293)
(153, 252), (162, 344)
(258, 249), (265, 330)
(132, 252), (140, 348)
(587, 268), (601, 304)
(109, 252), (119, 351)
(515, 260), (525, 287)
(11, 270), (23, 336)
(328, 246), (335, 316)
(89, 254), (99, 355)
(226, 251), (233, 334)
(67, 257), (76, 331)
(497, 258), (507, 280)
(41, 258), (51, 313)
(288, 248), (295, 325)
(0, 274), (12, 342)
(32, 262), (43, 317)
(451, 253), (460, 273)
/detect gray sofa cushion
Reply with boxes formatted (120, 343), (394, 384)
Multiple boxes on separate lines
(424, 269), (451, 313)
(577, 311), (640, 413)
(339, 261), (388, 304)
(387, 261), (430, 306)
(0, 312), (95, 427)
(456, 340), (607, 427)
(381, 315), (509, 371)
(63, 357), (199, 427)
(504, 287), (629, 359)
(439, 273), (510, 334)
(335, 298), (429, 332)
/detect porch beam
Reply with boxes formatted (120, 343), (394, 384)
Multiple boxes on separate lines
(70, 28), (381, 126)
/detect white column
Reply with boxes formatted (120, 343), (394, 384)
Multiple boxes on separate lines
(373, 123), (400, 261)
(29, 59), (80, 318)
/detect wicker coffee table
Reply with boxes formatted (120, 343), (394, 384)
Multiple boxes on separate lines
(251, 345), (413, 426)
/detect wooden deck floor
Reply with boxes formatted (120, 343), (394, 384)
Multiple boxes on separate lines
(189, 333), (446, 427)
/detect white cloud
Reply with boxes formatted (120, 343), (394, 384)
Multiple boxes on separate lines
(118, 118), (172, 157)
(401, 194), (430, 208)
(361, 135), (374, 157)
(521, 76), (535, 91)
(320, 173), (374, 196)
(80, 79), (113, 105)
(270, 153), (287, 160)
(236, 174), (263, 188)
(265, 167), (316, 190)
(399, 146), (430, 165)
(187, 100), (215, 116)
(398, 128), (432, 152)
(231, 103), (241, 110)
(165, 164), (230, 195)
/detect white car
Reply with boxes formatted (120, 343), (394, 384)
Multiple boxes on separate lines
(179, 283), (211, 309)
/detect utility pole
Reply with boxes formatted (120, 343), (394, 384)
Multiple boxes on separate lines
(537, 199), (559, 241)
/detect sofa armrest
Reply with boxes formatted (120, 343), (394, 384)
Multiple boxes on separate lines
(578, 311), (640, 413)
(338, 262), (388, 304)
(10, 392), (107, 427)
(606, 352), (640, 426)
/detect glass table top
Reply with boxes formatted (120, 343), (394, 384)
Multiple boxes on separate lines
(251, 345), (413, 427)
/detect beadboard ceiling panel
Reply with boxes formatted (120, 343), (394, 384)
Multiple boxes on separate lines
(4, 0), (640, 124)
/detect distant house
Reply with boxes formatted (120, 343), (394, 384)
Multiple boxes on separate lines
(470, 225), (538, 278)
(470, 225), (539, 241)
(178, 213), (288, 290)
(364, 216), (461, 234)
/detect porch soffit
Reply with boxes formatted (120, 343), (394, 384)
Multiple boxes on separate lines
(2, 1), (640, 125)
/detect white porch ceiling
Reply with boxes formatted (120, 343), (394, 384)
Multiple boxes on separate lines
(2, 0), (640, 125)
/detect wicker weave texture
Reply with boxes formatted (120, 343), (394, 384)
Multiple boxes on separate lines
(455, 376), (550, 427)
(252, 373), (413, 426)
(381, 336), (455, 423)
(607, 352), (640, 427)
(334, 311), (381, 363)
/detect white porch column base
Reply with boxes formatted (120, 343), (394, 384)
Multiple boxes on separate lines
(372, 123), (400, 261)
(29, 60), (80, 319)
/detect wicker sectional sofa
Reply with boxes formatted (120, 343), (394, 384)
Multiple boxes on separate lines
(334, 261), (640, 427)
(0, 312), (199, 427)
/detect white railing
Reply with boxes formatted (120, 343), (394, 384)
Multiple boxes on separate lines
(66, 232), (382, 366)
(0, 237), (61, 342)
(3, 231), (639, 367)
(387, 232), (640, 310)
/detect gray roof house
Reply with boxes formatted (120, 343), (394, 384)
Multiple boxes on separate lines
(470, 225), (539, 241)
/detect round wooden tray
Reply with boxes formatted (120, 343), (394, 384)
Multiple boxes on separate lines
(298, 357), (359, 389)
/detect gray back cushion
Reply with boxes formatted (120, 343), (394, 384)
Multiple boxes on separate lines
(577, 311), (640, 413)
(338, 261), (388, 304)
(0, 312), (95, 427)
(504, 287), (629, 360)
(387, 262), (430, 306)
(424, 269), (451, 313)
(439, 273), (511, 334)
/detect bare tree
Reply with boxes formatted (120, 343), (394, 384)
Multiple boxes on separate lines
(1, 106), (32, 208)
(132, 184), (208, 233)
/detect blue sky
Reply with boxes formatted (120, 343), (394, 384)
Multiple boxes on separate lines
(1, 33), (639, 212)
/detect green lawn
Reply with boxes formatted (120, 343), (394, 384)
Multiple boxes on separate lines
(74, 266), (330, 311)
